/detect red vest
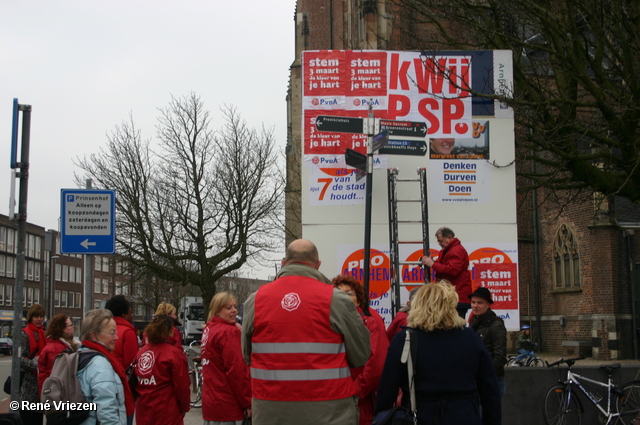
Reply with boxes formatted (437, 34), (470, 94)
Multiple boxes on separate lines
(251, 275), (354, 401)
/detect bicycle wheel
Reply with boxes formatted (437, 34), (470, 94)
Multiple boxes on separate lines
(616, 381), (640, 425)
(507, 357), (519, 367)
(189, 370), (203, 408)
(544, 384), (582, 425)
(530, 358), (548, 367)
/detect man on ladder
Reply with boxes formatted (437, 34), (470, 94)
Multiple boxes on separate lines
(421, 227), (473, 318)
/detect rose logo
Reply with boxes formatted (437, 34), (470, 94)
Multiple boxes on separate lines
(281, 293), (301, 311)
(200, 327), (209, 350)
(353, 99), (361, 106)
(312, 156), (320, 164)
(138, 351), (155, 375)
(312, 98), (319, 106)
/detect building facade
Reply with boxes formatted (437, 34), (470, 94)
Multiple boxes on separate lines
(285, 0), (640, 359)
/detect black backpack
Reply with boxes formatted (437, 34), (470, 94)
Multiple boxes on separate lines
(41, 349), (100, 425)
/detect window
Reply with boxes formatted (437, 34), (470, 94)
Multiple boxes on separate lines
(75, 292), (81, 309)
(94, 300), (101, 309)
(34, 288), (40, 304)
(102, 257), (110, 272)
(27, 287), (33, 306)
(27, 261), (33, 281)
(94, 278), (101, 293)
(6, 257), (13, 278)
(61, 291), (68, 308)
(76, 267), (83, 284)
(0, 255), (5, 277)
(55, 263), (61, 281)
(94, 256), (101, 271)
(34, 262), (40, 282)
(552, 224), (581, 290)
(35, 236), (41, 259)
(69, 266), (75, 283)
(62, 265), (69, 282)
(54, 290), (60, 307)
(0, 227), (5, 251)
(27, 234), (35, 258)
(5, 285), (12, 306)
(116, 261), (123, 274)
(136, 303), (144, 316)
(7, 229), (15, 253)
(102, 279), (110, 294)
(0, 284), (4, 306)
(68, 292), (74, 308)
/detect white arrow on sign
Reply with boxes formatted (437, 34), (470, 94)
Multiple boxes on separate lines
(80, 239), (97, 249)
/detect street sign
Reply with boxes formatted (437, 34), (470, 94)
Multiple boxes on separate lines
(380, 119), (427, 139)
(345, 148), (367, 171)
(372, 130), (389, 152)
(378, 139), (428, 156)
(315, 115), (365, 134)
(60, 189), (116, 254)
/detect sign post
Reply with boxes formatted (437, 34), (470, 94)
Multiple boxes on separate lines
(60, 189), (116, 254)
(315, 113), (429, 314)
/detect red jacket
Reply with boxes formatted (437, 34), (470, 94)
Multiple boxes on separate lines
(134, 341), (191, 425)
(170, 326), (182, 349)
(251, 276), (354, 402)
(200, 317), (251, 422)
(432, 238), (472, 302)
(386, 311), (408, 342)
(112, 317), (139, 370)
(37, 338), (71, 394)
(351, 307), (389, 425)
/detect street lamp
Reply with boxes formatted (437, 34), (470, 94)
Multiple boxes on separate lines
(49, 255), (59, 317)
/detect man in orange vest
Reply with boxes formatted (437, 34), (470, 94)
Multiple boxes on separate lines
(242, 239), (371, 425)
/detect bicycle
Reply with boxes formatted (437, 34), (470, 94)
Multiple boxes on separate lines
(543, 354), (640, 425)
(184, 340), (203, 408)
(507, 344), (547, 367)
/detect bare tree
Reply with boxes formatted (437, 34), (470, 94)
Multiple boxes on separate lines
(394, 0), (640, 202)
(75, 93), (284, 307)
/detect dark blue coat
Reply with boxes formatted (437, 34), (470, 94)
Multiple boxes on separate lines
(375, 327), (501, 425)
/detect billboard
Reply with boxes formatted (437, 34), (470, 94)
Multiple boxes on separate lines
(301, 50), (518, 329)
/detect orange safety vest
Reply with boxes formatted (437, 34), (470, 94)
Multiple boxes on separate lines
(251, 275), (355, 401)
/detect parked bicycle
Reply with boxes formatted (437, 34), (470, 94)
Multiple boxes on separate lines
(543, 354), (640, 425)
(507, 343), (547, 367)
(184, 340), (203, 408)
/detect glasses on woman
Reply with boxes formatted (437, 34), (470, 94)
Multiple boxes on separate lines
(100, 330), (117, 337)
(65, 323), (75, 328)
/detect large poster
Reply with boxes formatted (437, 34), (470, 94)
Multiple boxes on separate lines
(300, 50), (519, 329)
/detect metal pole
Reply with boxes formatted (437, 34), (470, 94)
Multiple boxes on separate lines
(49, 256), (59, 317)
(362, 106), (375, 316)
(83, 179), (93, 316)
(10, 103), (31, 401)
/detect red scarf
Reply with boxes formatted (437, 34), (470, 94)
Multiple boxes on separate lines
(81, 339), (134, 416)
(25, 323), (46, 358)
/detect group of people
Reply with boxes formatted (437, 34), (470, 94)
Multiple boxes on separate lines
(17, 227), (507, 425)
(18, 299), (190, 425)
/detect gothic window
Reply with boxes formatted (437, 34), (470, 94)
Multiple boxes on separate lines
(552, 224), (581, 289)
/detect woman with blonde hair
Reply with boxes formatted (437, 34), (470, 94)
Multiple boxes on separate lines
(153, 302), (182, 349)
(375, 281), (501, 425)
(200, 292), (251, 425)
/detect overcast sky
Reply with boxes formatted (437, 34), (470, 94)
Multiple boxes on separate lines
(1, 1), (295, 278)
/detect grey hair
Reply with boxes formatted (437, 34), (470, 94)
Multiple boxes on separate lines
(79, 309), (114, 341)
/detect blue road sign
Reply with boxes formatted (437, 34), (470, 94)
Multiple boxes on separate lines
(60, 189), (116, 254)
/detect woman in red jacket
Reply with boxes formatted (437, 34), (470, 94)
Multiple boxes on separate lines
(37, 313), (78, 394)
(333, 275), (389, 425)
(135, 315), (191, 425)
(201, 291), (251, 424)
